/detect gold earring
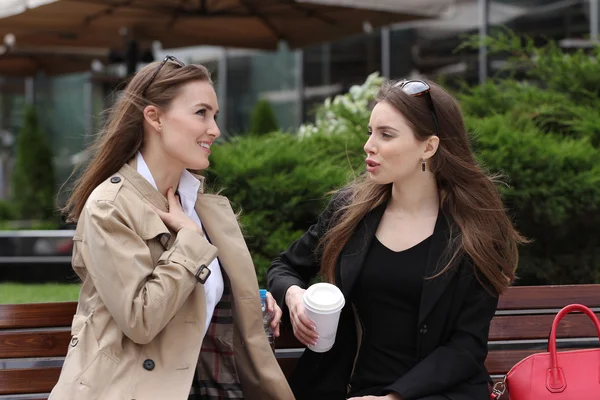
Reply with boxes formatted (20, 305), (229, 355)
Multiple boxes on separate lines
(421, 158), (426, 172)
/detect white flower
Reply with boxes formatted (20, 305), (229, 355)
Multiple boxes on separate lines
(297, 72), (385, 138)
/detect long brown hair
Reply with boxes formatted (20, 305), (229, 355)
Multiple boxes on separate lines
(318, 80), (526, 294)
(61, 60), (212, 222)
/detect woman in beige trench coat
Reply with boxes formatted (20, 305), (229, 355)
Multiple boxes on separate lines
(50, 56), (294, 400)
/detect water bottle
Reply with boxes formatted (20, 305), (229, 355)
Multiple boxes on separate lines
(259, 289), (275, 350)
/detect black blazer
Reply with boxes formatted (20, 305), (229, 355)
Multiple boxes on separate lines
(267, 194), (499, 400)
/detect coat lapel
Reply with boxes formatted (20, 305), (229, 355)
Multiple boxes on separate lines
(194, 193), (295, 400)
(118, 162), (176, 248)
(417, 213), (459, 326)
(193, 194), (259, 298)
(338, 203), (386, 298)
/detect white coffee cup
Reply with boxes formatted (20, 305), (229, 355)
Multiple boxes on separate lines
(302, 282), (345, 353)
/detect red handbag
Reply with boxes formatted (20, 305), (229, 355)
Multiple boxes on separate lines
(490, 303), (600, 399)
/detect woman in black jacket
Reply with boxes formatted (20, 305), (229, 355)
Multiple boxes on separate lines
(267, 79), (525, 400)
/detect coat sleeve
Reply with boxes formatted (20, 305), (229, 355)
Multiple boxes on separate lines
(78, 199), (219, 345)
(382, 270), (499, 399)
(267, 191), (347, 313)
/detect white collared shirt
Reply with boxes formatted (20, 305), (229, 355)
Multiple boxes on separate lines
(136, 151), (224, 337)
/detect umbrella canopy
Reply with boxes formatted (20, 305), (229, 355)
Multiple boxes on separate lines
(0, 0), (443, 51)
(297, 0), (459, 17)
(0, 47), (107, 76)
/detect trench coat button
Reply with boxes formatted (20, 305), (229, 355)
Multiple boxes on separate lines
(110, 176), (121, 183)
(70, 336), (79, 347)
(143, 359), (155, 371)
(419, 324), (428, 335)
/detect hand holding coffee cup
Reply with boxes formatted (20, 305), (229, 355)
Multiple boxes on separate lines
(302, 283), (345, 353)
(285, 285), (319, 346)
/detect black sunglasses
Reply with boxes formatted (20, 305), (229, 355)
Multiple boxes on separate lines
(394, 79), (440, 136)
(142, 55), (185, 96)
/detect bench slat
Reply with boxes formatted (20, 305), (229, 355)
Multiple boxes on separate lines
(498, 285), (600, 310)
(0, 303), (76, 329)
(275, 348), (592, 376)
(275, 312), (600, 347)
(0, 368), (60, 395)
(489, 312), (600, 340)
(486, 349), (589, 375)
(486, 349), (543, 375)
(0, 330), (71, 358)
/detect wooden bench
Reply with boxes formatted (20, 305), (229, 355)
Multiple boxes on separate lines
(0, 302), (75, 400)
(1, 284), (599, 399)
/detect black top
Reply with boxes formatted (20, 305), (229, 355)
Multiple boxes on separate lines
(349, 235), (431, 396)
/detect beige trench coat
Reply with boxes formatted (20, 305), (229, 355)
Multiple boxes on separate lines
(49, 160), (294, 400)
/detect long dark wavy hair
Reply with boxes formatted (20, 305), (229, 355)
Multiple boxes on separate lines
(318, 79), (526, 294)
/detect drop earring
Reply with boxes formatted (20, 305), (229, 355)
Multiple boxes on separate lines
(421, 158), (426, 172)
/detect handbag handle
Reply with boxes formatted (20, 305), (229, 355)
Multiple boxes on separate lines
(546, 303), (600, 392)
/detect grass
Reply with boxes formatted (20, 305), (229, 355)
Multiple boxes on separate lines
(0, 220), (62, 230)
(0, 283), (81, 304)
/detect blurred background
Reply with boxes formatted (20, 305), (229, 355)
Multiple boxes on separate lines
(1, 0), (599, 303)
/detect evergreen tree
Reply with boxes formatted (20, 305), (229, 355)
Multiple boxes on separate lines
(11, 106), (55, 220)
(250, 99), (279, 135)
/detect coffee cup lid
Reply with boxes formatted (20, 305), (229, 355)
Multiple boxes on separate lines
(303, 283), (345, 313)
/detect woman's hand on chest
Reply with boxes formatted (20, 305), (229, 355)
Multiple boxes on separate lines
(153, 187), (203, 235)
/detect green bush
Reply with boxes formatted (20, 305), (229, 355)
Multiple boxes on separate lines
(249, 99), (279, 136)
(456, 30), (600, 284)
(0, 199), (14, 220)
(466, 114), (600, 284)
(11, 106), (56, 221)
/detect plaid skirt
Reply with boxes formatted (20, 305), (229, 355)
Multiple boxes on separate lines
(188, 283), (244, 399)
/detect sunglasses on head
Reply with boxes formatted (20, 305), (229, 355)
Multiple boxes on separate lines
(141, 55), (185, 97)
(394, 79), (440, 136)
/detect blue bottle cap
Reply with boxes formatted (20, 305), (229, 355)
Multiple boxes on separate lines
(259, 289), (268, 299)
